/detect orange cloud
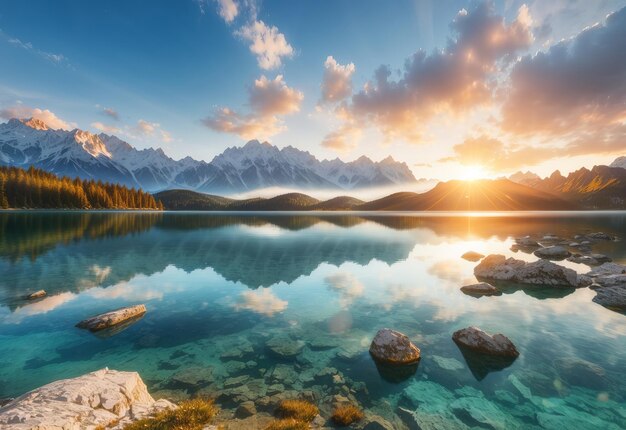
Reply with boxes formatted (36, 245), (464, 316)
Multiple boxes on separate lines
(320, 56), (355, 103)
(345, 2), (533, 144)
(501, 7), (626, 157)
(0, 105), (75, 130)
(203, 75), (303, 140)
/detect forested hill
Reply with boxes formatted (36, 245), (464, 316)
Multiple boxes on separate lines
(0, 166), (162, 210)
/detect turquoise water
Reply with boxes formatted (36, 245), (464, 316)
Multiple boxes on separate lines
(0, 211), (625, 428)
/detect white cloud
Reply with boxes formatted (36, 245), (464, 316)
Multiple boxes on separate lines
(0, 105), (74, 130)
(320, 56), (355, 103)
(236, 20), (294, 70)
(215, 0), (239, 23)
(234, 289), (287, 316)
(6, 34), (67, 65)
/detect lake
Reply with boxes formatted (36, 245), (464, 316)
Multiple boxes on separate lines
(0, 211), (625, 429)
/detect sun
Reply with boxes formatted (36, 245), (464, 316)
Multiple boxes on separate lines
(459, 165), (487, 181)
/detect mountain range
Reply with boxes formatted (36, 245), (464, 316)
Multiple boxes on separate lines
(508, 163), (626, 209)
(0, 118), (416, 193)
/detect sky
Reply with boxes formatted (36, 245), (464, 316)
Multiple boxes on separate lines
(0, 0), (625, 180)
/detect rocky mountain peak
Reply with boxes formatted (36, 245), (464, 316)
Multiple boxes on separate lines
(21, 117), (50, 131)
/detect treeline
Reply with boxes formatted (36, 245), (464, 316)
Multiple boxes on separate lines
(0, 166), (163, 210)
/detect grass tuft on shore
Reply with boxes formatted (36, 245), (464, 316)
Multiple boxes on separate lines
(331, 404), (364, 426)
(274, 399), (319, 422)
(123, 398), (218, 430)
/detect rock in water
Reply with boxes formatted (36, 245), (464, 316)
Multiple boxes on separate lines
(460, 282), (500, 297)
(24, 290), (46, 300)
(534, 246), (571, 260)
(461, 251), (484, 262)
(592, 286), (626, 312)
(0, 368), (176, 429)
(452, 327), (519, 357)
(474, 254), (589, 288)
(76, 304), (147, 332)
(369, 328), (420, 365)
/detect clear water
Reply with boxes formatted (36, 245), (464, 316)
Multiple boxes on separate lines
(0, 211), (625, 429)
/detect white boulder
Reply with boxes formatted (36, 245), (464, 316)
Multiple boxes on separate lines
(0, 368), (176, 429)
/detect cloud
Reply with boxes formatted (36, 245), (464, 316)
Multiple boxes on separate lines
(321, 122), (361, 152)
(320, 56), (355, 103)
(5, 33), (67, 65)
(203, 75), (303, 140)
(215, 0), (239, 23)
(501, 6), (626, 156)
(440, 135), (558, 172)
(234, 289), (287, 316)
(91, 122), (121, 134)
(325, 272), (364, 308)
(236, 20), (294, 70)
(0, 105), (74, 130)
(133, 119), (172, 143)
(101, 107), (120, 121)
(249, 75), (303, 116)
(203, 108), (283, 140)
(338, 1), (533, 144)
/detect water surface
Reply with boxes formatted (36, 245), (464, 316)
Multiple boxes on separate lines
(0, 211), (625, 428)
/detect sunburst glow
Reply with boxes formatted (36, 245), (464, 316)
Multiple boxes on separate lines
(458, 165), (487, 181)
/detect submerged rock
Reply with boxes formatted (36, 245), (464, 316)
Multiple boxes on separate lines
(24, 290), (46, 300)
(452, 327), (519, 358)
(460, 282), (500, 297)
(76, 304), (147, 332)
(587, 232), (615, 241)
(266, 335), (304, 359)
(369, 328), (421, 365)
(515, 236), (540, 247)
(0, 368), (175, 429)
(461, 251), (484, 262)
(362, 415), (395, 430)
(554, 357), (607, 389)
(474, 254), (589, 288)
(534, 246), (571, 260)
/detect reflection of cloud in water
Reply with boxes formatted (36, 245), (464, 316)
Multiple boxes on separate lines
(427, 259), (475, 284)
(234, 289), (288, 316)
(77, 265), (113, 290)
(91, 265), (112, 283)
(238, 224), (285, 237)
(3, 292), (77, 323)
(325, 272), (364, 308)
(85, 280), (167, 302)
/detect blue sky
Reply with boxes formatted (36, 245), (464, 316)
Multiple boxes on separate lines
(1, 0), (625, 179)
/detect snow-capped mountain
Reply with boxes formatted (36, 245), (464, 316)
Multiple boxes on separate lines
(0, 118), (417, 193)
(609, 156), (626, 169)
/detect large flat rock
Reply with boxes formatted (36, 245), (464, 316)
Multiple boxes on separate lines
(0, 368), (175, 429)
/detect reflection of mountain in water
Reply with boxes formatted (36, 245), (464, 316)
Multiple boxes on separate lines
(1, 212), (625, 308)
(0, 213), (415, 304)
